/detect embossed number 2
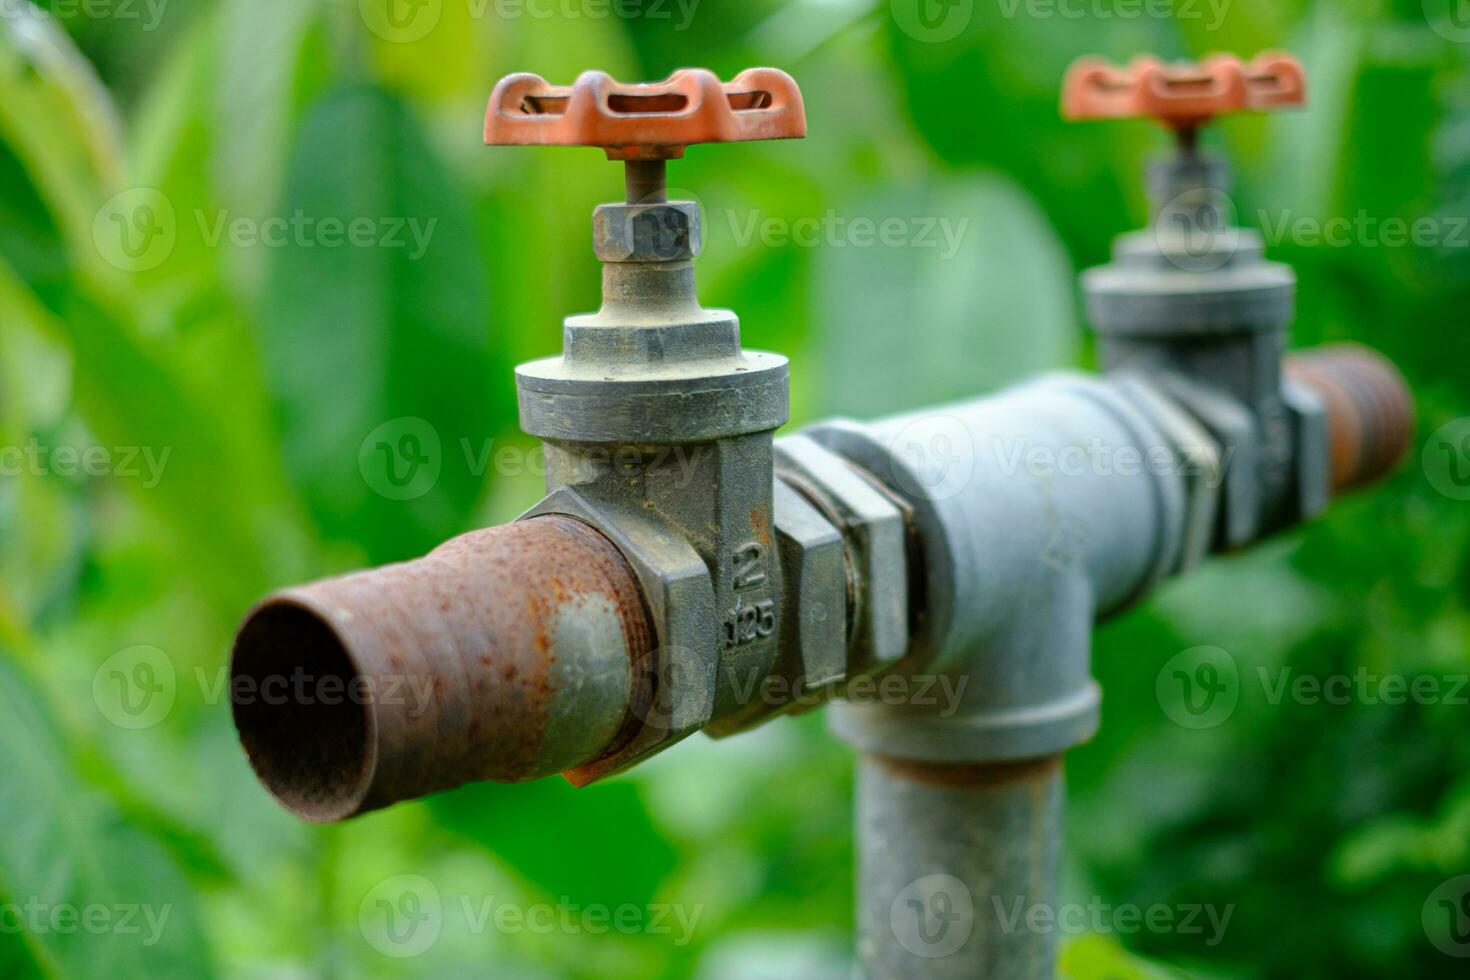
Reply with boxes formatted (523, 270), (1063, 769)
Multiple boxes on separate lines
(733, 542), (766, 591)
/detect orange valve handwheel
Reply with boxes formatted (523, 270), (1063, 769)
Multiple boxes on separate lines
(1062, 52), (1305, 134)
(484, 67), (806, 162)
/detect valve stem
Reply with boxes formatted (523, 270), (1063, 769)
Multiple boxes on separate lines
(624, 159), (668, 204)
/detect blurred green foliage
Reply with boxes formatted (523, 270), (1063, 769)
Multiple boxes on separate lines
(0, 0), (1466, 977)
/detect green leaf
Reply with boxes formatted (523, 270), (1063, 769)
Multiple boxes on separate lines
(1060, 933), (1188, 979)
(0, 657), (215, 979)
(262, 84), (495, 561)
(813, 174), (1077, 417)
(0, 0), (124, 279)
(0, 255), (293, 609)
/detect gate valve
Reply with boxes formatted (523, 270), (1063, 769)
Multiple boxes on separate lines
(1064, 52), (1324, 546)
(479, 69), (815, 781)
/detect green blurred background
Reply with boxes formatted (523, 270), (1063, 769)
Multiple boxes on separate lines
(1, 0), (1468, 976)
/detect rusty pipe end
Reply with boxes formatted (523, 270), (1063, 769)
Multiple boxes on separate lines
(1286, 343), (1416, 495)
(230, 516), (654, 822)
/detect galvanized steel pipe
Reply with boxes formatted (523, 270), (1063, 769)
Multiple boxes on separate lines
(230, 515), (653, 821)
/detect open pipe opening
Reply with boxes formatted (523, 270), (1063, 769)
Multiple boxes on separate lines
(232, 601), (376, 823)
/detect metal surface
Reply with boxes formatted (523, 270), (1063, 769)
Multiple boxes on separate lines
(494, 66), (808, 779)
(1073, 50), (1323, 540)
(776, 435), (912, 675)
(223, 60), (1423, 980)
(484, 68), (806, 160)
(858, 755), (1063, 980)
(811, 373), (1194, 763)
(1062, 52), (1305, 129)
(230, 516), (652, 821)
(1286, 344), (1416, 493)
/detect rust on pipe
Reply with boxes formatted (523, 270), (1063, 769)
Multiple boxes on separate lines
(230, 515), (654, 822)
(1286, 344), (1416, 494)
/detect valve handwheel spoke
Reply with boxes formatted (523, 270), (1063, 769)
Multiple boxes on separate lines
(1062, 52), (1306, 134)
(484, 67), (806, 160)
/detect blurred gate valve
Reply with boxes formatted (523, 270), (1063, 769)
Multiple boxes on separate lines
(1063, 53), (1333, 543)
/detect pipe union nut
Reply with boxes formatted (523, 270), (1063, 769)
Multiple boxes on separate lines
(593, 202), (702, 263)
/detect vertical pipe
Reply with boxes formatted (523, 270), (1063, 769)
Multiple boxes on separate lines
(857, 755), (1063, 980)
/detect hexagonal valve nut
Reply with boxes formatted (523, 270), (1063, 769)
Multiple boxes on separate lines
(775, 434), (911, 675)
(704, 478), (849, 738)
(593, 202), (702, 263)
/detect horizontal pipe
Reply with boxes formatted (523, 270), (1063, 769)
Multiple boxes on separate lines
(230, 515), (653, 822)
(1286, 343), (1414, 494)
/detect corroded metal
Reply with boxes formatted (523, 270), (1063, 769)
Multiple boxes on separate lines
(858, 755), (1064, 979)
(230, 516), (652, 822)
(1286, 344), (1415, 493)
(500, 67), (809, 778)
